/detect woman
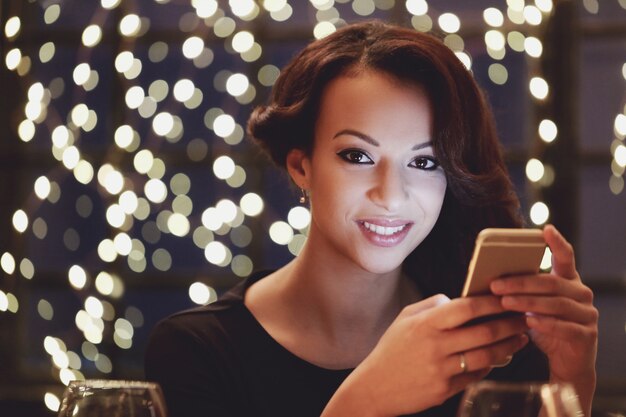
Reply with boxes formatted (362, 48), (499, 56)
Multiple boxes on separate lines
(145, 21), (597, 417)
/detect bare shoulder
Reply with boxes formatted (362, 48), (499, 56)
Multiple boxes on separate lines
(243, 266), (299, 350)
(244, 268), (288, 316)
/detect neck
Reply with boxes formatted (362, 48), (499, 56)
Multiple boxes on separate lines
(278, 234), (419, 344)
(244, 228), (423, 369)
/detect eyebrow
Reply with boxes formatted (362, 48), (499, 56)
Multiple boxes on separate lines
(332, 129), (432, 151)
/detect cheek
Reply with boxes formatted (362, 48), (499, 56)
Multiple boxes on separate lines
(309, 171), (349, 208)
(311, 164), (358, 195)
(411, 177), (447, 212)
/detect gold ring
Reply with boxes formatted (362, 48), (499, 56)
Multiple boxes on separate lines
(459, 352), (467, 373)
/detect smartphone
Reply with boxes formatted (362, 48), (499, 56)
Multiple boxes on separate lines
(461, 228), (546, 297)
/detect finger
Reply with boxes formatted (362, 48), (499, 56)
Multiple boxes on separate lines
(444, 315), (528, 353)
(444, 333), (529, 376)
(544, 224), (578, 280)
(430, 296), (507, 330)
(400, 293), (451, 317)
(449, 368), (491, 393)
(526, 314), (598, 340)
(491, 274), (594, 303)
(434, 368), (492, 402)
(501, 295), (598, 324)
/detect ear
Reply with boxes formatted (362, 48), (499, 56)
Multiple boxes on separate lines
(285, 148), (311, 189)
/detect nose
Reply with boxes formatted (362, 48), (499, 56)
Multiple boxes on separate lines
(366, 161), (408, 212)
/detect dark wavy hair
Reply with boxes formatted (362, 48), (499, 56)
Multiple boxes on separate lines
(247, 20), (523, 297)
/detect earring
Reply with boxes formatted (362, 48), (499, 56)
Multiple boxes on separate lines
(299, 188), (307, 204)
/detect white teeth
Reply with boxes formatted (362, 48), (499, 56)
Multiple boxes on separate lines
(362, 221), (406, 236)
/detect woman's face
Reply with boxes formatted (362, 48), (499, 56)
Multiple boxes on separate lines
(291, 70), (447, 274)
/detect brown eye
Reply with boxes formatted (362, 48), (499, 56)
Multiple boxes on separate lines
(337, 149), (374, 165)
(410, 157), (439, 170)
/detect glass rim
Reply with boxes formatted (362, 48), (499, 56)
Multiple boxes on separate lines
(466, 380), (574, 393)
(68, 380), (161, 390)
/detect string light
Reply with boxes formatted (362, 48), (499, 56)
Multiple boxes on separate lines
(269, 221), (294, 245)
(4, 16), (21, 38)
(609, 72), (626, 195)
(438, 12), (461, 34)
(406, 0), (428, 16)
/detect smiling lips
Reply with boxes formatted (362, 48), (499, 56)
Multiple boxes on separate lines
(358, 220), (413, 247)
(362, 221), (407, 235)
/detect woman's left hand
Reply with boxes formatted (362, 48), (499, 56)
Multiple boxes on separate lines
(490, 224), (598, 415)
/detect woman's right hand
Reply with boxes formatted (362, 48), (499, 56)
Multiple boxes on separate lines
(322, 294), (530, 417)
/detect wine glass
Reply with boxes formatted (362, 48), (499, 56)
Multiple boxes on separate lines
(457, 381), (583, 417)
(57, 379), (167, 417)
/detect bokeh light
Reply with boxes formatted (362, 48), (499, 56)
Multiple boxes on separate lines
(438, 13), (461, 33)
(529, 76), (549, 100)
(5, 16), (21, 38)
(35, 176), (51, 200)
(539, 119), (558, 143)
(188, 282), (217, 305)
(406, 0), (428, 16)
(525, 158), (545, 182)
(483, 8), (504, 27)
(530, 202), (550, 225)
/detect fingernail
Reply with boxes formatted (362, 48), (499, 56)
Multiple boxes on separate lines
(490, 280), (504, 292)
(501, 296), (516, 307)
(526, 315), (539, 326)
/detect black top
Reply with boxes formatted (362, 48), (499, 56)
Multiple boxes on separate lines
(145, 271), (549, 417)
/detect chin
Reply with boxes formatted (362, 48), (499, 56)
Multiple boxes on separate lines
(357, 257), (405, 276)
